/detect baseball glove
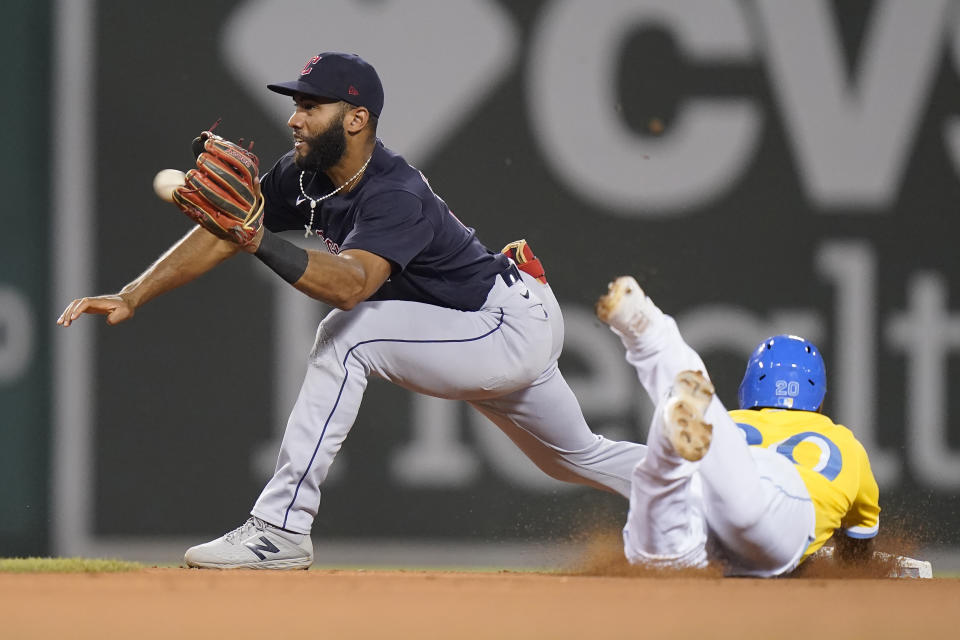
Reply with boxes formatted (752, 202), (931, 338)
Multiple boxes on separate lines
(502, 239), (547, 284)
(172, 131), (264, 247)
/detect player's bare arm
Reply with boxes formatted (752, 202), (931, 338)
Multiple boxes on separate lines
(241, 225), (390, 310)
(57, 226), (239, 327)
(295, 249), (391, 309)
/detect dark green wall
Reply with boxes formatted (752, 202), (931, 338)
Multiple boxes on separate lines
(0, 0), (51, 556)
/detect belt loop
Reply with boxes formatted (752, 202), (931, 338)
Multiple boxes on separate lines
(500, 263), (521, 287)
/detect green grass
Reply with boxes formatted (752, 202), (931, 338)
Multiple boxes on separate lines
(0, 557), (145, 573)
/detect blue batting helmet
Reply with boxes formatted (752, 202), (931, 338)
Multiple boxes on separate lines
(737, 335), (826, 411)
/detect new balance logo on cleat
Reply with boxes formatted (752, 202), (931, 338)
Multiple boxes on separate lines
(245, 536), (281, 560)
(185, 515), (313, 570)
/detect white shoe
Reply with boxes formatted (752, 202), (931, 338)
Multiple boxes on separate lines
(595, 276), (655, 336)
(184, 517), (313, 570)
(663, 370), (715, 461)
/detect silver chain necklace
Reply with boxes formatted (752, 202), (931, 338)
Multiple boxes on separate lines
(299, 154), (373, 238)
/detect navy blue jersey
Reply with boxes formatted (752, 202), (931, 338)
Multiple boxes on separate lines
(260, 141), (509, 311)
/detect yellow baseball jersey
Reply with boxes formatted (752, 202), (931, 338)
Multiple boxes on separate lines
(727, 408), (880, 561)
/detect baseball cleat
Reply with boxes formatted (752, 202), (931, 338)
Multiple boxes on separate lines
(184, 517), (313, 570)
(595, 276), (652, 335)
(663, 370), (715, 462)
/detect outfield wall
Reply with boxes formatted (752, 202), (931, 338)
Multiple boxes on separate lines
(6, 0), (958, 565)
(0, 0), (51, 557)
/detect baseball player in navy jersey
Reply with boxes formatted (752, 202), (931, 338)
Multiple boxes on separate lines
(57, 52), (647, 569)
(595, 276), (881, 576)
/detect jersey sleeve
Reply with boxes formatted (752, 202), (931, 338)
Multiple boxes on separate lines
(341, 190), (434, 270)
(840, 439), (881, 539)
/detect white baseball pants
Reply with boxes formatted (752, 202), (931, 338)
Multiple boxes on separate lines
(252, 271), (648, 533)
(615, 302), (816, 576)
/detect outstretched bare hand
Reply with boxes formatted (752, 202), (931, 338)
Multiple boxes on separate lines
(57, 294), (135, 327)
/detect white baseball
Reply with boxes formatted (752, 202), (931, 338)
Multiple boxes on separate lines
(153, 169), (186, 203)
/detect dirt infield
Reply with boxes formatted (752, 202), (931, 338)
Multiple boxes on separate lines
(2, 568), (958, 639)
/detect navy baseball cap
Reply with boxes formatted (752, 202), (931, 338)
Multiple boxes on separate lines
(267, 52), (384, 117)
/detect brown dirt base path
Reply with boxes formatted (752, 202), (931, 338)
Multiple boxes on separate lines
(2, 569), (958, 639)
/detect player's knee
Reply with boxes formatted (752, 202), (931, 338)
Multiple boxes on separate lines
(308, 318), (355, 373)
(622, 526), (709, 569)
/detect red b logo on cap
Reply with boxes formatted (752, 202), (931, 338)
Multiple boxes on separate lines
(348, 85), (359, 96)
(301, 56), (321, 76)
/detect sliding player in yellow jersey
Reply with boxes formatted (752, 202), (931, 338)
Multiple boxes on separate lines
(729, 388), (880, 563)
(595, 276), (880, 576)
